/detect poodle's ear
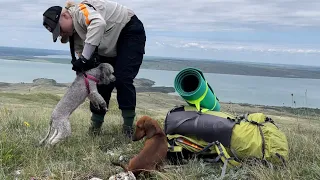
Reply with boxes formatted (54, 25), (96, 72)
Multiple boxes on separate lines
(98, 63), (115, 85)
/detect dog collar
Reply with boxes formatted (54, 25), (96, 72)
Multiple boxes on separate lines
(83, 73), (99, 93)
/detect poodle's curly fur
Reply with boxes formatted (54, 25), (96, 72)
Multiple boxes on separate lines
(39, 63), (115, 146)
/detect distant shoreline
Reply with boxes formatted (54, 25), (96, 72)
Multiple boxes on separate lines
(0, 77), (176, 94)
(2, 56), (320, 80)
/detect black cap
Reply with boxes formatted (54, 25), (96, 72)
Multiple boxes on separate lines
(43, 6), (62, 42)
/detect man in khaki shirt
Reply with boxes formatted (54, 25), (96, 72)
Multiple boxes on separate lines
(42, 0), (146, 138)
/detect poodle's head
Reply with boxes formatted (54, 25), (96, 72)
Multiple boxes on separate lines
(87, 63), (116, 85)
(98, 63), (116, 85)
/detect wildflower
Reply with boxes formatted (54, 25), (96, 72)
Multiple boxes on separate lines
(24, 121), (30, 127)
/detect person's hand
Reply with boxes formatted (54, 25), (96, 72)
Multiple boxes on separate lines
(71, 55), (96, 72)
(71, 64), (81, 72)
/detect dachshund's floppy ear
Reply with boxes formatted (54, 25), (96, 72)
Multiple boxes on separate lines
(144, 119), (157, 139)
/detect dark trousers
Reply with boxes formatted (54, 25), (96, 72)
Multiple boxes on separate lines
(90, 15), (146, 115)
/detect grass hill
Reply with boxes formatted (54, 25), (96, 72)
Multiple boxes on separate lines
(0, 79), (320, 179)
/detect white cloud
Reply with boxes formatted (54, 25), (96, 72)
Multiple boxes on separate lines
(1, 0), (320, 66)
(1, 0), (320, 32)
(149, 36), (320, 54)
(144, 35), (320, 66)
(118, 0), (320, 31)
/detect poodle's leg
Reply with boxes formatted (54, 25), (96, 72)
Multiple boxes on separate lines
(88, 92), (100, 110)
(39, 115), (72, 146)
(88, 91), (108, 111)
(48, 117), (71, 145)
(39, 75), (87, 146)
(38, 122), (53, 146)
(87, 77), (108, 111)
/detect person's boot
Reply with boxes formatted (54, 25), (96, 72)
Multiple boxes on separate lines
(88, 113), (104, 136)
(121, 109), (135, 139)
(122, 124), (134, 139)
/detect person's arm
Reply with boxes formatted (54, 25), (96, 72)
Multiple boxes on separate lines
(71, 4), (106, 72)
(74, 33), (84, 57)
(81, 43), (96, 59)
(75, 4), (106, 60)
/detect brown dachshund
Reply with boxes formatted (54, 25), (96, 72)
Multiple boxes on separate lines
(112, 115), (168, 177)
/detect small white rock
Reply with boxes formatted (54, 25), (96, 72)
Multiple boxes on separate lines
(14, 170), (22, 175)
(119, 155), (124, 161)
(106, 150), (115, 156)
(90, 178), (103, 180)
(108, 171), (136, 180)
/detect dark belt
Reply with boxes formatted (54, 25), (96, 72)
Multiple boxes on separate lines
(98, 56), (116, 66)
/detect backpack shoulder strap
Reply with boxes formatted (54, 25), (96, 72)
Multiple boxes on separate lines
(69, 35), (77, 63)
(195, 141), (242, 179)
(215, 141), (241, 178)
(83, 3), (96, 10)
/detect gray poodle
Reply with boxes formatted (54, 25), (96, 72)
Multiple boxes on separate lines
(39, 63), (115, 146)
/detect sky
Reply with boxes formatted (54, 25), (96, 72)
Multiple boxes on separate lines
(1, 0), (320, 66)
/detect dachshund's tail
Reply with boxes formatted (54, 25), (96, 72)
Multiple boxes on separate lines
(111, 161), (128, 172)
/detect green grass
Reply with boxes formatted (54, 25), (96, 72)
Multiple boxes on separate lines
(0, 91), (319, 179)
(0, 92), (61, 105)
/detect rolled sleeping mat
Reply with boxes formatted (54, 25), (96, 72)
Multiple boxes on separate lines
(174, 67), (221, 111)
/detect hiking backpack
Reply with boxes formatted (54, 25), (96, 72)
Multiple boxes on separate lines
(164, 105), (289, 177)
